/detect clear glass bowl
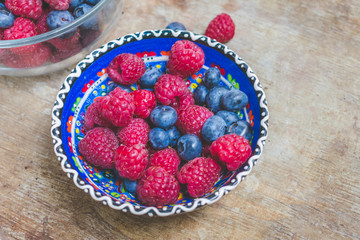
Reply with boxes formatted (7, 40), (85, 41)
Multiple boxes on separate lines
(0, 0), (124, 76)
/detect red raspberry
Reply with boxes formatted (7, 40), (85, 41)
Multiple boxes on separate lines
(130, 90), (156, 119)
(99, 87), (135, 127)
(78, 127), (119, 169)
(177, 157), (221, 198)
(210, 134), (252, 171)
(171, 91), (195, 112)
(107, 53), (146, 85)
(6, 0), (43, 20)
(149, 148), (181, 176)
(83, 97), (112, 133)
(4, 17), (40, 55)
(44, 0), (71, 10)
(4, 43), (51, 68)
(50, 43), (82, 63)
(114, 144), (149, 181)
(154, 74), (192, 109)
(166, 40), (205, 79)
(48, 28), (80, 50)
(176, 105), (214, 136)
(137, 166), (180, 206)
(35, 8), (51, 35)
(205, 13), (235, 43)
(117, 118), (150, 147)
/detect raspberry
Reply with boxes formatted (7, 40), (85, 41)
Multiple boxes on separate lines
(98, 87), (135, 127)
(137, 166), (180, 206)
(154, 74), (192, 109)
(114, 144), (149, 181)
(177, 157), (221, 198)
(83, 97), (112, 132)
(35, 8), (51, 35)
(210, 134), (252, 171)
(171, 91), (195, 112)
(205, 13), (235, 43)
(176, 105), (214, 136)
(48, 28), (80, 50)
(107, 53), (146, 85)
(166, 40), (205, 79)
(6, 0), (42, 20)
(44, 0), (71, 10)
(149, 148), (181, 176)
(130, 90), (156, 119)
(78, 127), (119, 169)
(117, 118), (150, 147)
(50, 43), (82, 63)
(4, 17), (40, 55)
(4, 43), (51, 68)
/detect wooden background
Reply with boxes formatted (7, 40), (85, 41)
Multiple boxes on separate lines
(1, 0), (359, 239)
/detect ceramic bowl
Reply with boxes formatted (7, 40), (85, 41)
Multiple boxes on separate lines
(51, 29), (269, 217)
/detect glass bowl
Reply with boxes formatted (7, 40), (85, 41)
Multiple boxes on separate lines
(0, 0), (124, 76)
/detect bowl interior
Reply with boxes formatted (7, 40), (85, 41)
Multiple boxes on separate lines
(53, 30), (268, 216)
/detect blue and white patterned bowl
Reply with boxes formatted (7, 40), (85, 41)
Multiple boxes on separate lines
(51, 30), (269, 217)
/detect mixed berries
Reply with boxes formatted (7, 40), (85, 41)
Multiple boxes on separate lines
(0, 0), (103, 68)
(78, 21), (253, 206)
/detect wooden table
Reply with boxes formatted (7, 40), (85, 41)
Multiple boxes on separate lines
(1, 1), (359, 239)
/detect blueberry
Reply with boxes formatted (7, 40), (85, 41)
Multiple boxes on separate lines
(228, 120), (253, 141)
(166, 126), (181, 147)
(86, 0), (100, 5)
(206, 86), (229, 113)
(107, 83), (132, 93)
(166, 22), (186, 31)
(149, 128), (170, 149)
(203, 67), (221, 89)
(47, 10), (76, 39)
(216, 110), (240, 126)
(202, 116), (227, 143)
(176, 134), (202, 161)
(74, 3), (98, 30)
(150, 106), (177, 129)
(140, 66), (162, 89)
(221, 89), (249, 112)
(194, 85), (209, 106)
(70, 0), (85, 8)
(123, 178), (137, 195)
(0, 3), (14, 28)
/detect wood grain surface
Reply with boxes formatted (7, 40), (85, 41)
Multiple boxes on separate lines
(1, 0), (359, 239)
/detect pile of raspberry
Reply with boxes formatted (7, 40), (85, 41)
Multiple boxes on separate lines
(0, 0), (102, 68)
(78, 15), (253, 207)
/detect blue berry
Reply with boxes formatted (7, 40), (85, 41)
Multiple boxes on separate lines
(47, 10), (76, 39)
(202, 116), (227, 143)
(140, 66), (162, 89)
(150, 106), (177, 129)
(86, 0), (101, 5)
(176, 134), (202, 161)
(123, 178), (137, 195)
(228, 120), (253, 141)
(70, 0), (85, 8)
(203, 67), (221, 89)
(206, 86), (229, 113)
(107, 82), (133, 93)
(216, 110), (240, 126)
(149, 128), (170, 150)
(221, 89), (249, 112)
(0, 3), (14, 28)
(166, 22), (186, 31)
(194, 85), (209, 106)
(74, 3), (98, 30)
(166, 126), (181, 147)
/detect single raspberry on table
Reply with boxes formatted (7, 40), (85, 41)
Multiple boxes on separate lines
(4, 17), (40, 55)
(4, 43), (51, 68)
(210, 134), (252, 171)
(166, 40), (205, 79)
(205, 13), (235, 43)
(137, 166), (180, 206)
(44, 0), (71, 10)
(78, 127), (119, 169)
(177, 157), (221, 198)
(99, 87), (135, 127)
(83, 97), (112, 133)
(176, 105), (214, 136)
(149, 148), (181, 176)
(130, 89), (156, 119)
(114, 144), (149, 181)
(107, 53), (146, 85)
(117, 118), (150, 147)
(6, 0), (42, 20)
